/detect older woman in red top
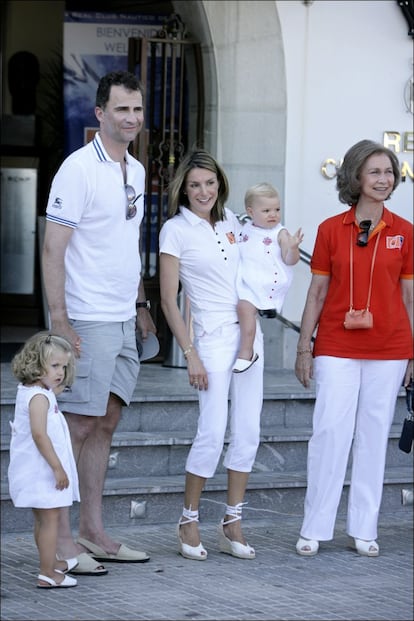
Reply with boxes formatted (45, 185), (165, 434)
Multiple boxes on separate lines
(295, 139), (413, 557)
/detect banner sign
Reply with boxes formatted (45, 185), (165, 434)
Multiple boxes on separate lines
(63, 11), (166, 155)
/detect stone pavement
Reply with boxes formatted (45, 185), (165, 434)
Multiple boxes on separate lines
(1, 510), (412, 621)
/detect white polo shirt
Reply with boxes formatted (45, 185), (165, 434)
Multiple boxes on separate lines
(237, 221), (293, 312)
(159, 206), (242, 335)
(46, 133), (145, 321)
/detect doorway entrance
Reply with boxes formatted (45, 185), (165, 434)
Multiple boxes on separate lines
(128, 14), (204, 360)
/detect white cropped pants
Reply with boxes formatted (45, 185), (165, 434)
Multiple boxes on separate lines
(186, 321), (264, 478)
(300, 356), (407, 542)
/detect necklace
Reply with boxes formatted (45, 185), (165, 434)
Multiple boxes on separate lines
(356, 212), (381, 231)
(355, 204), (384, 232)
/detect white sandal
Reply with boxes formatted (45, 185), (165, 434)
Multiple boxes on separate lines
(176, 507), (208, 561)
(218, 503), (255, 559)
(37, 574), (77, 588)
(352, 538), (379, 557)
(296, 536), (319, 556)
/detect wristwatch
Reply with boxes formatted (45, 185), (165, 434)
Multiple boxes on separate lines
(136, 300), (151, 310)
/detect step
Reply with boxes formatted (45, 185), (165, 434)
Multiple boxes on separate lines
(1, 466), (412, 534)
(1, 362), (411, 534)
(1, 390), (407, 436)
(0, 398), (318, 439)
(1, 425), (409, 483)
(1, 420), (411, 532)
(0, 364), (318, 435)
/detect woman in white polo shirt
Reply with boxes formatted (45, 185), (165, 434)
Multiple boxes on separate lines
(159, 149), (264, 561)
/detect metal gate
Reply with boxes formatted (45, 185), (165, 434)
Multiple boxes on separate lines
(128, 14), (204, 359)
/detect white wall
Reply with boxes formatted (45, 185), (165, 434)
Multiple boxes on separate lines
(202, 0), (287, 213)
(278, 0), (413, 241)
(277, 0), (413, 321)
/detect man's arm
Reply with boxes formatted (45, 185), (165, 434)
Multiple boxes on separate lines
(42, 221), (80, 349)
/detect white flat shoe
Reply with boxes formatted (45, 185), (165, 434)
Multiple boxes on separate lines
(233, 353), (259, 373)
(296, 537), (319, 556)
(55, 556), (79, 573)
(37, 574), (77, 588)
(352, 538), (379, 557)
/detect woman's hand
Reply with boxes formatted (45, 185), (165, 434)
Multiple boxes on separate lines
(295, 351), (313, 388)
(186, 348), (208, 390)
(403, 359), (413, 387)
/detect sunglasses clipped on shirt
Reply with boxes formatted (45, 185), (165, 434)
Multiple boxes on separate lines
(125, 185), (142, 220)
(356, 219), (372, 247)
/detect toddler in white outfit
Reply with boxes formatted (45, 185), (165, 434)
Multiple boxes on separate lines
(8, 332), (80, 588)
(234, 182), (303, 372)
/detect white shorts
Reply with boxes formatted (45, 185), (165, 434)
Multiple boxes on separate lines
(57, 318), (139, 416)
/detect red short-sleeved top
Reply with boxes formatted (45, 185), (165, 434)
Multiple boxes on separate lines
(311, 205), (413, 360)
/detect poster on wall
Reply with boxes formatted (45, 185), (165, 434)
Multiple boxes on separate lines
(63, 11), (166, 156)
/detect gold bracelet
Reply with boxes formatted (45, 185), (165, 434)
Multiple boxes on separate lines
(183, 345), (193, 359)
(297, 349), (312, 355)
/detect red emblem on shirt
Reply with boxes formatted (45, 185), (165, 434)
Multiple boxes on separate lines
(226, 232), (236, 244)
(386, 235), (403, 249)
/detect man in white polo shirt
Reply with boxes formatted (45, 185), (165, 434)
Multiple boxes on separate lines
(42, 71), (156, 574)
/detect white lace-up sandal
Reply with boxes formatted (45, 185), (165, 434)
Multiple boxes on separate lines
(218, 502), (255, 559)
(176, 507), (208, 561)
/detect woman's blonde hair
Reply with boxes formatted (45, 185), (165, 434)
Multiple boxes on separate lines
(11, 331), (75, 386)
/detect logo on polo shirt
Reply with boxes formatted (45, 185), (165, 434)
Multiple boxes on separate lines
(52, 197), (63, 209)
(386, 235), (404, 249)
(226, 232), (236, 244)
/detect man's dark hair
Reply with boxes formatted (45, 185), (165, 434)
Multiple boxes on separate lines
(96, 71), (144, 109)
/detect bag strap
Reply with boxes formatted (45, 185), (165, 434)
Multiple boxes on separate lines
(349, 226), (381, 311)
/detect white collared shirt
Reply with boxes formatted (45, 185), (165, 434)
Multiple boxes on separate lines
(46, 133), (145, 321)
(237, 221), (293, 312)
(159, 206), (242, 334)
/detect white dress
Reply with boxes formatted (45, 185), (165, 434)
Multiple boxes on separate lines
(237, 221), (294, 312)
(8, 384), (80, 508)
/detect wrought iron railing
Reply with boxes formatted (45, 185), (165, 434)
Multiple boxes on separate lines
(277, 248), (315, 341)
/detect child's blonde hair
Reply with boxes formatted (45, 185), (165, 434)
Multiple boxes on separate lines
(11, 331), (75, 386)
(244, 182), (280, 210)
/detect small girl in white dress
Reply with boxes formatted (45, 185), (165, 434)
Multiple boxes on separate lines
(234, 183), (304, 372)
(8, 332), (80, 588)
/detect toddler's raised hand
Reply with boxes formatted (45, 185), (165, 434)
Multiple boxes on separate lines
(290, 227), (304, 248)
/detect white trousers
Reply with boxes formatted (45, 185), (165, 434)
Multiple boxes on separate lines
(300, 356), (407, 541)
(186, 321), (264, 478)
